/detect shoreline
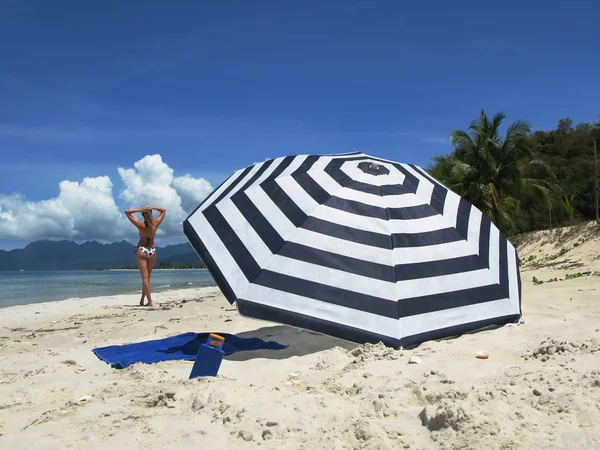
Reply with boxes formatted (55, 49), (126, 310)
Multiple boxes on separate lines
(0, 283), (219, 310)
(0, 286), (222, 316)
(0, 269), (217, 309)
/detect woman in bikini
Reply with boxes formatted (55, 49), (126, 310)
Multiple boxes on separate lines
(124, 205), (167, 306)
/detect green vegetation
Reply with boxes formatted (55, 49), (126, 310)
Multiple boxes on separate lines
(560, 195), (575, 226)
(533, 271), (591, 285)
(429, 111), (600, 236)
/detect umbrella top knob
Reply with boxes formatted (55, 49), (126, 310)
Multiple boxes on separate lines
(358, 160), (390, 176)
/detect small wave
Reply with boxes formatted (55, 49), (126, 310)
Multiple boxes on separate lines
(187, 282), (193, 285)
(157, 284), (171, 288)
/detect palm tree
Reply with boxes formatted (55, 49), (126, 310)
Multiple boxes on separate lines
(436, 110), (553, 229)
(560, 195), (575, 226)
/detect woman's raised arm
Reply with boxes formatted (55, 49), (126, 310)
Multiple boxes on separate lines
(149, 206), (167, 227)
(124, 208), (145, 227)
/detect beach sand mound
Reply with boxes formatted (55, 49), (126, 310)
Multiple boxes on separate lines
(514, 220), (600, 275)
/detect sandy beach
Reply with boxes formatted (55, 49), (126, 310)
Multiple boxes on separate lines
(1, 224), (600, 449)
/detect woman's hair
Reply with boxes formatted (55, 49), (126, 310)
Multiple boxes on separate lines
(141, 209), (155, 232)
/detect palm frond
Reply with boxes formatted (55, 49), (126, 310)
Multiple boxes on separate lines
(505, 120), (531, 138)
(450, 161), (477, 179)
(429, 110), (557, 233)
(449, 130), (475, 152)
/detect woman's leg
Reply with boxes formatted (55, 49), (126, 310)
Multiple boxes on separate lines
(136, 250), (151, 306)
(136, 248), (146, 305)
(145, 251), (157, 306)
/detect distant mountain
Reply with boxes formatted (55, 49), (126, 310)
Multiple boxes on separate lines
(0, 240), (203, 270)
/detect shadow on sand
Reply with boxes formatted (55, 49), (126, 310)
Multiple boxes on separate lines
(224, 325), (356, 361)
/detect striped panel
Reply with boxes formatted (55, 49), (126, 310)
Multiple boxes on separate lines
(184, 152), (522, 347)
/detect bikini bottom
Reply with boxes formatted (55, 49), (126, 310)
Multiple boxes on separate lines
(137, 246), (156, 258)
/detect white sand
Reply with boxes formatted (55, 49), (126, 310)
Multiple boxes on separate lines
(1, 224), (600, 449)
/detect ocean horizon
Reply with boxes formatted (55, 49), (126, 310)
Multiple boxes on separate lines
(0, 269), (217, 308)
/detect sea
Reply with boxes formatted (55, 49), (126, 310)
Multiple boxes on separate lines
(0, 269), (217, 308)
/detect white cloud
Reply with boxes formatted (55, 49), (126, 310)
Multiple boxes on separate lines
(117, 154), (213, 234)
(0, 176), (123, 240)
(172, 174), (213, 212)
(0, 154), (213, 241)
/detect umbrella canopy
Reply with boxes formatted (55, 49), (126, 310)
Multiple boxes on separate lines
(183, 152), (522, 348)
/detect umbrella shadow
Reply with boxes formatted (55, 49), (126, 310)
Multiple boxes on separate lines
(224, 325), (356, 361)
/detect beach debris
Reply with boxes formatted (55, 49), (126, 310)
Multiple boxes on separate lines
(475, 351), (489, 359)
(77, 395), (92, 405)
(35, 326), (80, 333)
(61, 360), (77, 366)
(23, 368), (45, 378)
(22, 408), (58, 430)
(262, 429), (273, 440)
(238, 430), (254, 441)
(408, 356), (422, 364)
(288, 372), (301, 379)
(4, 327), (28, 333)
(266, 421), (279, 427)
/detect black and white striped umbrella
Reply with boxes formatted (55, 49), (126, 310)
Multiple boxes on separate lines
(183, 152), (522, 348)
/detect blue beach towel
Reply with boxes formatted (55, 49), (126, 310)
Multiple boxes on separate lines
(92, 332), (288, 369)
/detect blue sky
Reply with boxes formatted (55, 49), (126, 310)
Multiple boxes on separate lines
(1, 0), (599, 250)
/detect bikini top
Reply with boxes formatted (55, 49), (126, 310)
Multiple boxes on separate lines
(138, 236), (155, 247)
